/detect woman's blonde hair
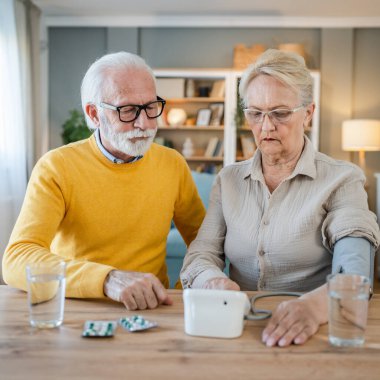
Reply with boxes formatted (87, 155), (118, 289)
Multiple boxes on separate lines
(239, 49), (313, 107)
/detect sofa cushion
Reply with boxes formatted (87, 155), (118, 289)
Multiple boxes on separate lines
(191, 171), (216, 209)
(170, 171), (216, 230)
(166, 171), (216, 288)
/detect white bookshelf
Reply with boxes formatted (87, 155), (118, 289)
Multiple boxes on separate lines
(154, 68), (321, 171)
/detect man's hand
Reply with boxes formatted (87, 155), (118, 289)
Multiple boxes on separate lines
(103, 270), (173, 310)
(203, 277), (241, 291)
(262, 285), (328, 347)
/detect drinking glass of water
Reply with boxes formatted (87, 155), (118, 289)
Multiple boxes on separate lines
(327, 273), (370, 347)
(26, 261), (66, 328)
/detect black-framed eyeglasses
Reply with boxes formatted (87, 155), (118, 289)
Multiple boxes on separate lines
(99, 96), (166, 123)
(243, 105), (304, 126)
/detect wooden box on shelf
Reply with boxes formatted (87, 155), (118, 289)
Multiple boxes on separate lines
(233, 44), (266, 70)
(156, 78), (185, 98)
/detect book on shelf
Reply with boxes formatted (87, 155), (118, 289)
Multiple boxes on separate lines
(213, 139), (224, 157)
(240, 135), (256, 158)
(204, 137), (219, 157)
(209, 80), (225, 98)
(209, 103), (224, 126)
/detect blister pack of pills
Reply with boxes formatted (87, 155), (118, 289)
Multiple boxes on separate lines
(82, 320), (118, 337)
(119, 315), (158, 332)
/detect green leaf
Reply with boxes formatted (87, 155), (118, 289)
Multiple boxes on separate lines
(61, 109), (93, 144)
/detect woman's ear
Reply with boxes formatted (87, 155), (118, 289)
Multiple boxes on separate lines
(304, 103), (315, 128)
(85, 104), (100, 126)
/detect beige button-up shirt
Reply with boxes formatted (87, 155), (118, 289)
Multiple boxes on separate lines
(181, 137), (380, 292)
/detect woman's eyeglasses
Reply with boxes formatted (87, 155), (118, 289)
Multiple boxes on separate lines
(243, 105), (304, 125)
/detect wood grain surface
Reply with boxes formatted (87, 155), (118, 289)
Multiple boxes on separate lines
(1, 286), (379, 379)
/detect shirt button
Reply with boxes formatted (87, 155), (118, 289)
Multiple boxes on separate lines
(263, 220), (269, 225)
(259, 250), (265, 256)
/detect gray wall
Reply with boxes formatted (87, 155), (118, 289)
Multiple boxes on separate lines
(48, 26), (380, 211)
(140, 27), (320, 68)
(49, 27), (107, 147)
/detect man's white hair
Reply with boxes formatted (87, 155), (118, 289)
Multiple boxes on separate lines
(81, 51), (156, 130)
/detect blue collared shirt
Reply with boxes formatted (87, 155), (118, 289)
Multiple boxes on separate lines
(94, 128), (142, 164)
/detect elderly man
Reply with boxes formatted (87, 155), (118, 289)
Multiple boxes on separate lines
(3, 52), (205, 310)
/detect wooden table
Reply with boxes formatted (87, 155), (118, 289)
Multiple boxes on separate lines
(1, 286), (380, 379)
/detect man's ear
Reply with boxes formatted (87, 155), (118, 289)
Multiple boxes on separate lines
(85, 104), (100, 127)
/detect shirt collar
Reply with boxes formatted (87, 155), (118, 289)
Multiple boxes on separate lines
(94, 128), (142, 164)
(244, 136), (317, 181)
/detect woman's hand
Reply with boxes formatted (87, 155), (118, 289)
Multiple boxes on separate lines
(203, 277), (240, 291)
(262, 285), (328, 347)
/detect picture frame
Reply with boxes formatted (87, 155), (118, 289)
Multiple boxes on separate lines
(209, 103), (224, 126)
(196, 108), (212, 126)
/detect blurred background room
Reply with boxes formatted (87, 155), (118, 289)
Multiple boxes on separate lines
(1, 0), (380, 284)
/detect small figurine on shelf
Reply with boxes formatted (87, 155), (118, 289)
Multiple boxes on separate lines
(185, 79), (195, 97)
(182, 137), (194, 158)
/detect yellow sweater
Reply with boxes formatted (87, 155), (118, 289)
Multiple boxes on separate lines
(3, 136), (205, 298)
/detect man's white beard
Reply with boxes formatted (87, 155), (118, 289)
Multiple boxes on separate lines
(100, 114), (157, 157)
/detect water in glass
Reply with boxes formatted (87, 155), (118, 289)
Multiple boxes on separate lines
(27, 272), (66, 328)
(328, 289), (368, 347)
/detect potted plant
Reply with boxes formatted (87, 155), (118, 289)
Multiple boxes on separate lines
(61, 109), (92, 144)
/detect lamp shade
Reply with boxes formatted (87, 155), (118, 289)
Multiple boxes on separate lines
(342, 119), (380, 151)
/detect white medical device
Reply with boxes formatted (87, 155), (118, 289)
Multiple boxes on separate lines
(183, 289), (250, 338)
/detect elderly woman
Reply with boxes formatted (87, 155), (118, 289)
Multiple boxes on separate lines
(180, 49), (380, 347)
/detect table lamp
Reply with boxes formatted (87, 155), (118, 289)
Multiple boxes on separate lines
(342, 119), (380, 171)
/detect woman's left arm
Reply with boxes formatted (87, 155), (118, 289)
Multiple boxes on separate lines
(262, 234), (376, 347)
(263, 165), (380, 347)
(262, 235), (376, 347)
(321, 165), (379, 253)
(333, 236), (375, 286)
